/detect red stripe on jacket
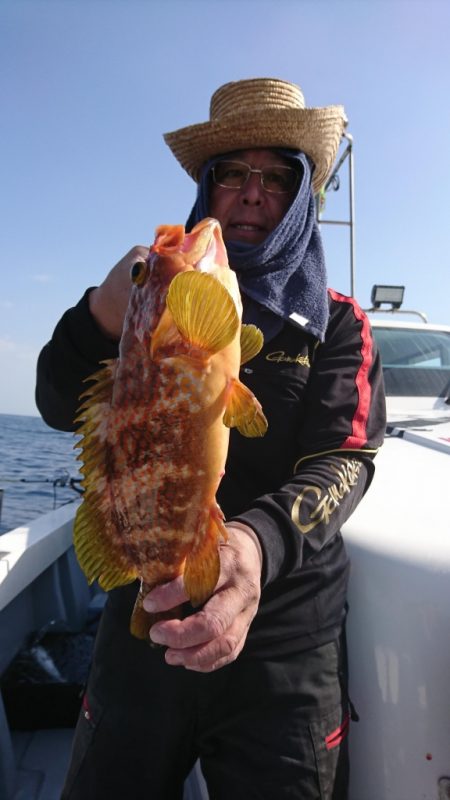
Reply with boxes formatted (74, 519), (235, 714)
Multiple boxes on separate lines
(325, 712), (350, 750)
(328, 289), (373, 449)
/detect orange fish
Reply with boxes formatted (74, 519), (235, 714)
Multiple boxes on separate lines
(73, 218), (267, 639)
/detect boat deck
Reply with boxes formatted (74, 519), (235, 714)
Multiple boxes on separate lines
(12, 729), (73, 800)
(10, 727), (209, 800)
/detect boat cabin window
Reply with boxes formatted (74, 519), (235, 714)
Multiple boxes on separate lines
(372, 327), (450, 397)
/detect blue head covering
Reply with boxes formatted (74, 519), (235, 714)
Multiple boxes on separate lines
(186, 150), (329, 342)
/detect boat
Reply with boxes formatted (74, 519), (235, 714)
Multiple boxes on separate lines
(0, 503), (209, 798)
(1, 135), (450, 800)
(343, 307), (450, 799)
(319, 149), (450, 798)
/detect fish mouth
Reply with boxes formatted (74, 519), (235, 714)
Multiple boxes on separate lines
(183, 218), (229, 270)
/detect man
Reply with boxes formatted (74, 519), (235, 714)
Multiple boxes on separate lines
(36, 77), (386, 799)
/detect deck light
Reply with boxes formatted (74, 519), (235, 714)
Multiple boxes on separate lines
(371, 285), (405, 309)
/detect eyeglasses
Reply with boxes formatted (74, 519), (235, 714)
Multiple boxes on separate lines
(211, 160), (299, 194)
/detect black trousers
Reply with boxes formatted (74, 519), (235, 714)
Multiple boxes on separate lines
(62, 593), (350, 800)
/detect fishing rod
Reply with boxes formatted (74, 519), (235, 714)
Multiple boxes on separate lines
(0, 470), (83, 525)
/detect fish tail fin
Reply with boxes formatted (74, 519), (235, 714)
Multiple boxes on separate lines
(130, 581), (185, 641)
(183, 504), (227, 606)
(166, 271), (239, 354)
(223, 378), (268, 437)
(130, 589), (155, 641)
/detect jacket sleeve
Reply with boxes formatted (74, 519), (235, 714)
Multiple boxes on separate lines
(232, 293), (387, 588)
(35, 290), (119, 431)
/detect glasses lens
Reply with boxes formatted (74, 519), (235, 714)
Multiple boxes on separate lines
(261, 166), (299, 193)
(212, 161), (299, 193)
(212, 161), (249, 188)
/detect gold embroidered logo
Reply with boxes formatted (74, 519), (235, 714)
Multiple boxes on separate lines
(266, 351), (311, 367)
(291, 460), (362, 534)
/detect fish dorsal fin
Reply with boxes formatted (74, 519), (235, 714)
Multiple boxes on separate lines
(75, 359), (116, 411)
(223, 377), (268, 437)
(240, 324), (264, 365)
(166, 271), (239, 354)
(73, 500), (137, 591)
(73, 360), (138, 592)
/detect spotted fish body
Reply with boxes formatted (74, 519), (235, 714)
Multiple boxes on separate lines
(74, 218), (267, 638)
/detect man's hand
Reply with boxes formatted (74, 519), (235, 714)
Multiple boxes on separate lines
(89, 245), (149, 340)
(143, 524), (263, 672)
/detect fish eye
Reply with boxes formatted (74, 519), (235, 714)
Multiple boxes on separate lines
(130, 261), (149, 286)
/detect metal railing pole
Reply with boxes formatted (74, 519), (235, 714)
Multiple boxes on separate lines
(344, 133), (356, 297)
(315, 132), (356, 298)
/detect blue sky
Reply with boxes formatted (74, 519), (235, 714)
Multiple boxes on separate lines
(1, 0), (449, 416)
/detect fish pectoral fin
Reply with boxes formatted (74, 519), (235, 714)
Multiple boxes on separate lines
(150, 307), (182, 359)
(223, 378), (268, 437)
(240, 324), (264, 365)
(73, 500), (137, 592)
(183, 504), (227, 607)
(166, 271), (239, 354)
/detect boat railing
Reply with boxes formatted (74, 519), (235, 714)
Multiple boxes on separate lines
(316, 131), (356, 297)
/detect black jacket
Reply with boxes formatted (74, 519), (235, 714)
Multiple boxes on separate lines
(36, 287), (386, 656)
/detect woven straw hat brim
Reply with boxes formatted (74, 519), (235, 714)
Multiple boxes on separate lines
(164, 105), (347, 194)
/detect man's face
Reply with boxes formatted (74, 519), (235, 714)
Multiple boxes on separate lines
(209, 149), (298, 246)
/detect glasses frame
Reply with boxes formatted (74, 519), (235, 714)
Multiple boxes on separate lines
(211, 160), (300, 194)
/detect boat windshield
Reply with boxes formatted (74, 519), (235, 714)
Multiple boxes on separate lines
(372, 327), (450, 398)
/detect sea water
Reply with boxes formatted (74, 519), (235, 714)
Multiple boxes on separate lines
(0, 413), (81, 535)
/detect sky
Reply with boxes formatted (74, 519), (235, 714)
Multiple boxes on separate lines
(1, 0), (449, 417)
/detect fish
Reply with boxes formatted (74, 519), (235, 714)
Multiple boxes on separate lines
(73, 217), (268, 639)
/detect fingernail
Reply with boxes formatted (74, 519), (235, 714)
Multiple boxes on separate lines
(143, 598), (156, 612)
(149, 626), (164, 645)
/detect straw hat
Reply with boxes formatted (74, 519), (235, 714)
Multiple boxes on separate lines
(163, 77), (347, 194)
